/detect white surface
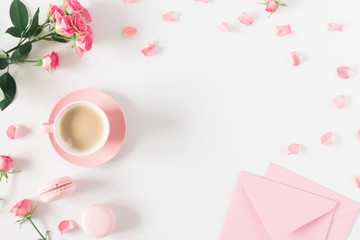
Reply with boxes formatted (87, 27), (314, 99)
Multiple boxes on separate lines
(1, 0), (360, 239)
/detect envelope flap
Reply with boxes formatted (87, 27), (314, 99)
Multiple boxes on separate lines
(239, 172), (337, 239)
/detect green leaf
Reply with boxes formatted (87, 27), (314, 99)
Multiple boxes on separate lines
(9, 0), (29, 32)
(5, 26), (22, 37)
(11, 49), (25, 63)
(19, 42), (32, 56)
(0, 72), (17, 111)
(0, 49), (7, 59)
(0, 59), (8, 70)
(26, 8), (39, 37)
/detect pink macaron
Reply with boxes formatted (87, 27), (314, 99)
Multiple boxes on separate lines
(82, 204), (116, 238)
(38, 176), (76, 203)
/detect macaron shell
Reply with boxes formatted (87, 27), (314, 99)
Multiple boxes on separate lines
(82, 204), (116, 238)
(38, 176), (76, 203)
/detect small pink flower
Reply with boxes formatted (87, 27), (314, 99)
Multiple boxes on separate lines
(218, 22), (230, 32)
(54, 12), (74, 37)
(238, 12), (253, 26)
(276, 24), (291, 36)
(288, 144), (300, 155)
(141, 42), (156, 57)
(75, 26), (93, 57)
(266, 0), (279, 13)
(162, 11), (178, 22)
(63, 0), (84, 14)
(7, 125), (21, 140)
(58, 220), (75, 235)
(337, 66), (351, 79)
(123, 26), (137, 37)
(71, 13), (88, 35)
(321, 132), (335, 146)
(42, 50), (59, 72)
(10, 199), (32, 218)
(48, 4), (64, 21)
(80, 8), (92, 23)
(290, 51), (300, 66)
(0, 155), (13, 172)
(328, 23), (342, 32)
(333, 95), (346, 109)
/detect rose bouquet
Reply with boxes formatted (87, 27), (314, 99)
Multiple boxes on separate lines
(0, 0), (93, 111)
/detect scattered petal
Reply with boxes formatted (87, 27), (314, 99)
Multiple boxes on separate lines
(321, 132), (335, 146)
(276, 24), (291, 36)
(288, 144), (300, 155)
(333, 95), (346, 109)
(327, 23), (342, 31)
(162, 11), (178, 22)
(58, 220), (75, 235)
(193, 0), (208, 3)
(124, 0), (136, 2)
(290, 51), (300, 66)
(122, 26), (137, 37)
(141, 42), (156, 57)
(7, 125), (23, 140)
(218, 22), (230, 32)
(238, 12), (253, 26)
(354, 176), (360, 188)
(337, 66), (352, 79)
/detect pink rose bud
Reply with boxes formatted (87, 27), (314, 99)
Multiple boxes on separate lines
(266, 0), (279, 13)
(10, 199), (32, 218)
(48, 4), (64, 21)
(0, 155), (13, 172)
(71, 13), (88, 35)
(42, 50), (59, 72)
(75, 26), (93, 57)
(54, 12), (74, 37)
(64, 0), (84, 14)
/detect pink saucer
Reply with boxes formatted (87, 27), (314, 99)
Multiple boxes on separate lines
(45, 89), (126, 167)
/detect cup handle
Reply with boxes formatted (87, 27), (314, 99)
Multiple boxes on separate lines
(40, 123), (54, 133)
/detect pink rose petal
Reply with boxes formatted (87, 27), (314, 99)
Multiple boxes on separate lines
(218, 22), (229, 32)
(354, 176), (360, 188)
(58, 220), (75, 235)
(162, 11), (178, 22)
(276, 24), (291, 36)
(193, 0), (208, 3)
(124, 0), (136, 2)
(327, 23), (342, 31)
(337, 66), (351, 79)
(321, 132), (335, 146)
(141, 42), (156, 57)
(333, 95), (346, 109)
(123, 26), (137, 37)
(238, 12), (253, 26)
(288, 144), (300, 155)
(7, 125), (22, 140)
(290, 51), (300, 66)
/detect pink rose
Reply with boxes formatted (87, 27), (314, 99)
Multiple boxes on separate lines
(80, 8), (92, 23)
(266, 0), (279, 13)
(48, 4), (64, 21)
(75, 26), (93, 57)
(54, 12), (74, 37)
(71, 13), (88, 35)
(10, 199), (32, 217)
(42, 50), (59, 72)
(0, 155), (13, 172)
(63, 0), (84, 14)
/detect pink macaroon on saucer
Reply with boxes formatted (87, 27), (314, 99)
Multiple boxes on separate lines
(44, 89), (126, 167)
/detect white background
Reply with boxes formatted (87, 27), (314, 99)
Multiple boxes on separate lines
(1, 0), (360, 239)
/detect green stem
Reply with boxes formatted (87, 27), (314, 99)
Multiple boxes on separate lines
(10, 59), (41, 63)
(28, 218), (46, 240)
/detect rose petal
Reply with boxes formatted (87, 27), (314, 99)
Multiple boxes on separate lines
(321, 132), (335, 146)
(337, 66), (352, 79)
(123, 26), (137, 37)
(218, 22), (229, 32)
(124, 0), (136, 2)
(193, 0), (208, 3)
(354, 176), (360, 188)
(162, 11), (178, 22)
(276, 24), (291, 36)
(290, 51), (300, 66)
(58, 220), (75, 235)
(288, 144), (300, 155)
(333, 95), (346, 109)
(238, 12), (253, 26)
(327, 23), (342, 31)
(7, 125), (22, 140)
(141, 42), (156, 57)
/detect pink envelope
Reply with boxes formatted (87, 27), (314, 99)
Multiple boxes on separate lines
(220, 163), (360, 240)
